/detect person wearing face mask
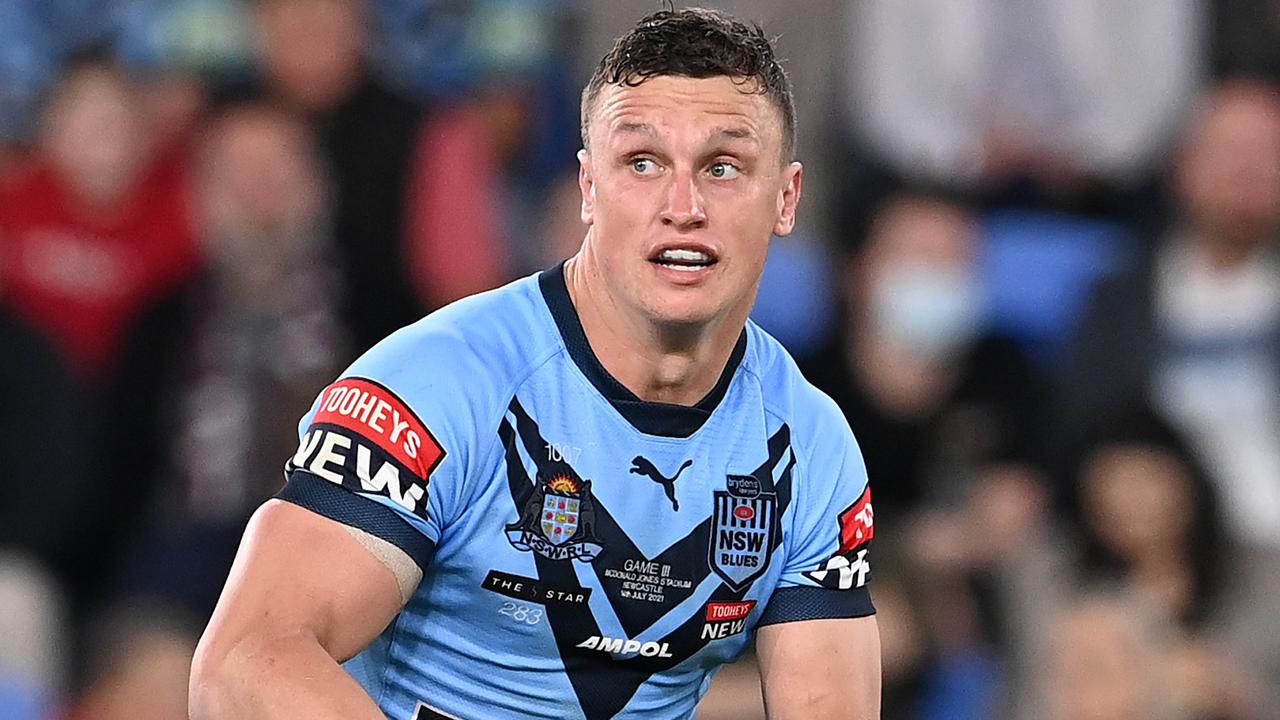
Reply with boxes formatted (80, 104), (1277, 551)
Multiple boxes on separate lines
(801, 193), (1042, 517)
(800, 192), (1043, 718)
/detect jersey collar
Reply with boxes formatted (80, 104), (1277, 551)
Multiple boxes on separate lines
(538, 262), (747, 438)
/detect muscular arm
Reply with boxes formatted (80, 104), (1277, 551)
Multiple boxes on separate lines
(189, 500), (411, 719)
(756, 615), (881, 720)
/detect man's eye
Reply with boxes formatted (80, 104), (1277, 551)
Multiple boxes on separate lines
(631, 158), (657, 174)
(709, 162), (740, 179)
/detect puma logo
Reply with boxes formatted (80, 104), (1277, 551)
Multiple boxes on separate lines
(629, 456), (692, 512)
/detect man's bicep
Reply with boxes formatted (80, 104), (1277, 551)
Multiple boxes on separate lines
(756, 616), (881, 720)
(203, 500), (409, 664)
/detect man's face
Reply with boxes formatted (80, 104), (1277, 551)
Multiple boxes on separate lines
(579, 75), (801, 330)
(257, 0), (364, 112)
(42, 66), (146, 207)
(1177, 85), (1280, 239)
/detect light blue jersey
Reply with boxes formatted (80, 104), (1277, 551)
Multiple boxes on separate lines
(279, 264), (875, 720)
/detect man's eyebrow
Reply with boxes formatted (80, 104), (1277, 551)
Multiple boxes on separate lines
(608, 122), (762, 148)
(612, 121), (656, 137)
(715, 126), (758, 142)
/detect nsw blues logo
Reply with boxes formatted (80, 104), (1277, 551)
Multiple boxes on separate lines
(506, 474), (603, 562)
(709, 475), (777, 590)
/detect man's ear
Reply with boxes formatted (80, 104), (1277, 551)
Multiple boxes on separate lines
(578, 149), (595, 225)
(773, 161), (803, 237)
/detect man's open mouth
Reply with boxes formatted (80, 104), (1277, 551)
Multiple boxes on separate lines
(653, 247), (717, 271)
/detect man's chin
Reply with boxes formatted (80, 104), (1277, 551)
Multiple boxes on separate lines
(642, 299), (729, 333)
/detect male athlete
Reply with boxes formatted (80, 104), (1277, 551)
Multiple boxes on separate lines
(191, 8), (880, 719)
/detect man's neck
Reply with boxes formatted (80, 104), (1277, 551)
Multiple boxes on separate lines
(564, 256), (744, 406)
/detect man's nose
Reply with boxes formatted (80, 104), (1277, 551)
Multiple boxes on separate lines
(660, 170), (707, 229)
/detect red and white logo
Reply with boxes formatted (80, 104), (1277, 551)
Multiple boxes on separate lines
(287, 377), (445, 519)
(311, 377), (444, 479)
(701, 600), (756, 641)
(705, 600), (756, 622)
(837, 487), (874, 553)
(802, 487), (874, 591)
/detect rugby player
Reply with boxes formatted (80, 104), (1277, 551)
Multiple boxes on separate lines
(191, 7), (880, 719)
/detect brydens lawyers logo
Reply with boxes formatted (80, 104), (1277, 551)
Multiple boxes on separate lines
(286, 377), (444, 518)
(804, 486), (874, 590)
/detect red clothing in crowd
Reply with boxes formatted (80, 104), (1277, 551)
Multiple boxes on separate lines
(0, 150), (200, 382)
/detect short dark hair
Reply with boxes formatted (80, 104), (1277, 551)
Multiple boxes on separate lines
(581, 7), (796, 160)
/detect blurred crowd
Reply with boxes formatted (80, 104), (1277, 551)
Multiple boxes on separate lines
(2, 1), (1280, 719)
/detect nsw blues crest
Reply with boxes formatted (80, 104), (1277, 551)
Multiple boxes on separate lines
(709, 475), (777, 590)
(541, 492), (582, 544)
(506, 474), (603, 561)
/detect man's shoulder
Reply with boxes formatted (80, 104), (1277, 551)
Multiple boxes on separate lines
(743, 321), (850, 442)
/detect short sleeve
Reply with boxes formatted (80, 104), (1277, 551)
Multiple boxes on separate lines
(758, 396), (875, 625)
(272, 277), (556, 575)
(273, 312), (493, 572)
(277, 370), (451, 570)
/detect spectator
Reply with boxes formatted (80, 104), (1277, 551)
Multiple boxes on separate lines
(0, 51), (202, 616)
(1031, 592), (1184, 720)
(245, 0), (423, 352)
(1066, 405), (1227, 629)
(114, 101), (348, 619)
(249, 0), (519, 353)
(802, 193), (1043, 718)
(0, 51), (200, 383)
(994, 402), (1275, 719)
(1058, 85), (1280, 689)
(841, 0), (1202, 210)
(802, 193), (1041, 515)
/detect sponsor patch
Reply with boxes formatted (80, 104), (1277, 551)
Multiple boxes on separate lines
(709, 479), (778, 591)
(726, 474), (761, 499)
(481, 570), (591, 606)
(285, 378), (444, 519)
(310, 377), (444, 479)
(804, 548), (871, 590)
(700, 600), (757, 641)
(803, 487), (874, 590)
(837, 486), (874, 553)
(576, 635), (673, 658)
(505, 473), (603, 562)
(705, 600), (756, 622)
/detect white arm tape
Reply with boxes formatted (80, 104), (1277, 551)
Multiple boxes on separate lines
(342, 525), (423, 604)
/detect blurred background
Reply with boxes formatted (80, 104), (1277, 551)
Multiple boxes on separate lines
(1, 0), (1279, 718)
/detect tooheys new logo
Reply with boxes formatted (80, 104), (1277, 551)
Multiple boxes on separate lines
(287, 377), (445, 518)
(803, 486), (874, 590)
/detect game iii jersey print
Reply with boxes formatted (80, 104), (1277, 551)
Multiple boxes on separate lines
(276, 264), (875, 720)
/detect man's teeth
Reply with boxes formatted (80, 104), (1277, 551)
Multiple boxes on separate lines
(657, 248), (712, 265)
